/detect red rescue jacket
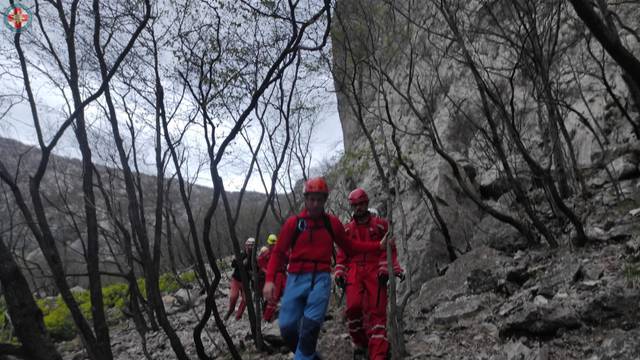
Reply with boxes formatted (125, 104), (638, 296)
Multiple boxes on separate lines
(335, 214), (403, 278)
(258, 246), (288, 274)
(257, 248), (271, 273)
(265, 209), (381, 283)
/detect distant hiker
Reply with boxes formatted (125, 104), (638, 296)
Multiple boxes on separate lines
(225, 237), (255, 321)
(263, 177), (390, 360)
(258, 234), (286, 322)
(335, 188), (404, 360)
(258, 244), (269, 292)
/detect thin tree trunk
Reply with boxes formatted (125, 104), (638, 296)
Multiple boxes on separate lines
(569, 0), (640, 138)
(0, 236), (62, 360)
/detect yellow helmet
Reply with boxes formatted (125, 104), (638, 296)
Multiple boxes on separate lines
(267, 234), (277, 245)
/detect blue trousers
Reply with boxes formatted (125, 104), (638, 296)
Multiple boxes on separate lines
(279, 272), (331, 360)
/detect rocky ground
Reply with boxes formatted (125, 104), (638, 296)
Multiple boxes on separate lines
(402, 177), (640, 360)
(56, 178), (640, 360)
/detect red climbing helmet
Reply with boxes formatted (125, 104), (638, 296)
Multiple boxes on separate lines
(304, 177), (329, 195)
(348, 188), (369, 205)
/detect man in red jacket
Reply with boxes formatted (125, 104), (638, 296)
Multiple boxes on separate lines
(263, 177), (389, 360)
(335, 188), (404, 360)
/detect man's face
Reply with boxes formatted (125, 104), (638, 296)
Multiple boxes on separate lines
(351, 201), (368, 219)
(304, 192), (327, 217)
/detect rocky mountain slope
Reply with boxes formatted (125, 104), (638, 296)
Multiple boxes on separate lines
(0, 136), (284, 291)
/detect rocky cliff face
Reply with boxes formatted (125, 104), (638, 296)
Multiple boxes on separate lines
(329, 0), (640, 293)
(327, 0), (640, 357)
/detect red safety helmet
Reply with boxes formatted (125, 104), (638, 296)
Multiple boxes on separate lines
(348, 188), (369, 205)
(304, 177), (329, 195)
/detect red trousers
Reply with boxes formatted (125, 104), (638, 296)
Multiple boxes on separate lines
(263, 271), (286, 322)
(227, 278), (246, 320)
(344, 262), (388, 360)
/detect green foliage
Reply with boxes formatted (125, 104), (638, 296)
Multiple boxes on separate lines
(41, 298), (76, 341)
(137, 278), (147, 298)
(72, 290), (92, 319)
(179, 270), (197, 284)
(34, 284), (130, 341)
(102, 283), (129, 310)
(2, 272), (193, 343)
(0, 297), (15, 343)
(159, 273), (180, 293)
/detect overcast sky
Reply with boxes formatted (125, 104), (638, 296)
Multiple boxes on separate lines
(0, 0), (344, 193)
(0, 63), (344, 192)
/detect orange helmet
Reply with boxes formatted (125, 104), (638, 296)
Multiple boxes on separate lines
(304, 177), (329, 195)
(348, 188), (369, 205)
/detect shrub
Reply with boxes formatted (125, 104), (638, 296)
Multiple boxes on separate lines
(42, 297), (76, 341)
(34, 284), (131, 341)
(159, 273), (180, 293)
(137, 278), (147, 299)
(102, 283), (128, 310)
(179, 270), (197, 284)
(72, 290), (92, 319)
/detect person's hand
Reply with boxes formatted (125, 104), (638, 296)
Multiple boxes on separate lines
(378, 273), (389, 286)
(263, 281), (275, 302)
(335, 275), (346, 290)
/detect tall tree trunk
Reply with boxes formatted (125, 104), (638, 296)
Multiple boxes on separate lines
(0, 236), (62, 360)
(569, 0), (640, 119)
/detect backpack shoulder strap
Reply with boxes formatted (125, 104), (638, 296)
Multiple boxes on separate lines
(320, 214), (335, 241)
(290, 216), (304, 251)
(289, 215), (337, 260)
(321, 214), (338, 265)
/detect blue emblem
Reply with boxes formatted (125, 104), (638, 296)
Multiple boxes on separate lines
(296, 218), (307, 232)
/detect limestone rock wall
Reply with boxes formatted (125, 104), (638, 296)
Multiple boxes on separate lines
(328, 0), (640, 293)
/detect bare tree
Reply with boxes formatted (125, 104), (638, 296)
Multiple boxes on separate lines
(569, 0), (640, 125)
(0, 1), (151, 359)
(0, 235), (61, 360)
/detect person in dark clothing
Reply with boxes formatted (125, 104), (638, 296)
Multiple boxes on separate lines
(225, 237), (255, 321)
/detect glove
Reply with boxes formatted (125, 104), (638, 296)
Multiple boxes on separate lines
(335, 275), (346, 290)
(396, 271), (406, 283)
(378, 273), (389, 286)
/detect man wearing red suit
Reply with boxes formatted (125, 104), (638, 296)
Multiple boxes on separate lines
(334, 188), (404, 360)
